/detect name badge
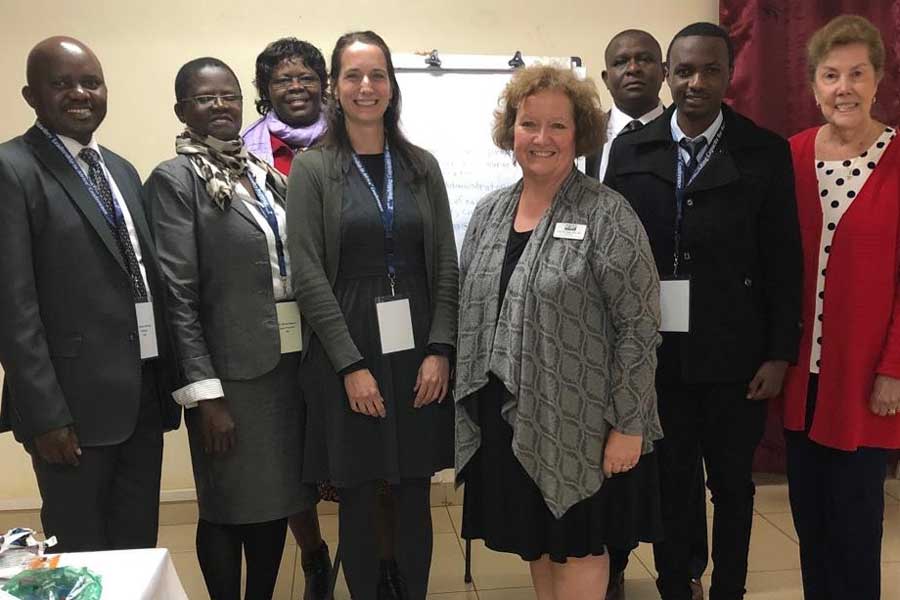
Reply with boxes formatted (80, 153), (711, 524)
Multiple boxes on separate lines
(375, 296), (415, 354)
(276, 301), (302, 354)
(553, 222), (587, 240)
(660, 278), (690, 333)
(135, 302), (159, 359)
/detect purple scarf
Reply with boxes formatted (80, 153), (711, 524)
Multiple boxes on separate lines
(241, 111), (328, 166)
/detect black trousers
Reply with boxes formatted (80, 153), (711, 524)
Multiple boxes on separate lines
(785, 375), (887, 600)
(653, 381), (766, 600)
(339, 478), (432, 600)
(609, 454), (708, 580)
(31, 363), (164, 552)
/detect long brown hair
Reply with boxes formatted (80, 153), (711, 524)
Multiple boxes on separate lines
(326, 30), (426, 179)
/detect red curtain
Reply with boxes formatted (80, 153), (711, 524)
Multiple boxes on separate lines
(719, 0), (900, 472)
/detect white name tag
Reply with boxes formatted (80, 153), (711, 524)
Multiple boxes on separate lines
(135, 302), (159, 359)
(376, 297), (415, 354)
(660, 279), (690, 333)
(553, 222), (587, 240)
(276, 302), (302, 354)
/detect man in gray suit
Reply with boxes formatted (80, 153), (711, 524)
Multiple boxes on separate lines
(0, 36), (179, 552)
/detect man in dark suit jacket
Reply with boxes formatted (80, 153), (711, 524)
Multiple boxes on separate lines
(605, 23), (802, 600)
(0, 36), (179, 552)
(590, 29), (707, 600)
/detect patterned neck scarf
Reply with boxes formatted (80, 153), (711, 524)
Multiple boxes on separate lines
(175, 128), (287, 210)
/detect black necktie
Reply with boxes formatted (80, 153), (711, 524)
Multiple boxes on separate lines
(79, 148), (148, 301)
(679, 137), (708, 181)
(621, 119), (643, 134)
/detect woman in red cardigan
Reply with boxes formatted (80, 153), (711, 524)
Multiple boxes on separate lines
(783, 15), (899, 600)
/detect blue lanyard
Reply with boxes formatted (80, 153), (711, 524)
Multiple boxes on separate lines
(672, 122), (724, 277)
(246, 173), (287, 278)
(351, 142), (397, 292)
(37, 123), (123, 228)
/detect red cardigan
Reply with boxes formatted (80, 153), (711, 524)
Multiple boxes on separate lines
(782, 126), (900, 450)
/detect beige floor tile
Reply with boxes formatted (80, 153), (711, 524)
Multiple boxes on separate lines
(624, 550), (654, 580)
(170, 550), (209, 600)
(429, 532), (475, 593)
(274, 543), (297, 600)
(747, 515), (800, 572)
(724, 569), (803, 599)
(432, 506), (455, 535)
(159, 500), (199, 526)
(618, 578), (667, 600)
(631, 542), (657, 576)
(465, 539), (532, 590)
(0, 509), (42, 533)
(633, 515), (799, 577)
(447, 483), (465, 507)
(882, 563), (900, 600)
(753, 483), (792, 515)
(886, 478), (900, 504)
(477, 587), (536, 600)
(883, 504), (900, 562)
(157, 522), (197, 553)
(448, 505), (463, 537)
(426, 592), (478, 599)
(761, 512), (798, 544)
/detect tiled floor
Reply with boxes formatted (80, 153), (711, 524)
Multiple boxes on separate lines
(4, 480), (900, 598)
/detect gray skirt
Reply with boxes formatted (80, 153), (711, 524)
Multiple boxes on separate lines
(186, 354), (315, 524)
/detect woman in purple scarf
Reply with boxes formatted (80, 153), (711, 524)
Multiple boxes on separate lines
(243, 38), (328, 177)
(243, 38), (403, 600)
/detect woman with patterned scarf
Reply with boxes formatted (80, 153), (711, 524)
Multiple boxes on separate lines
(144, 57), (315, 600)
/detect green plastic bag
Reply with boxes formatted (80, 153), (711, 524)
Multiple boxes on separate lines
(1, 566), (102, 600)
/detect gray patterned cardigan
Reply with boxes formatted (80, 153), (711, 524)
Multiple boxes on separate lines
(455, 169), (662, 518)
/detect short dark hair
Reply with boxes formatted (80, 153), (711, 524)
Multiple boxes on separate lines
(666, 22), (734, 68)
(604, 29), (663, 66)
(253, 37), (328, 116)
(175, 57), (239, 101)
(326, 30), (427, 179)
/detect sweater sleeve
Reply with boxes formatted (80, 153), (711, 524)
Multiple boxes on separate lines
(592, 191), (662, 436)
(287, 151), (363, 372)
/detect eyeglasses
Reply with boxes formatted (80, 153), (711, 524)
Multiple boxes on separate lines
(178, 94), (243, 107)
(270, 75), (321, 91)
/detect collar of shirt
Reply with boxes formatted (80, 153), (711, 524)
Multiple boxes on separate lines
(607, 102), (665, 139)
(670, 108), (723, 162)
(269, 133), (295, 176)
(42, 122), (104, 171)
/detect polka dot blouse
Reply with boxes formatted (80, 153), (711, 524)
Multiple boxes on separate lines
(810, 126), (897, 373)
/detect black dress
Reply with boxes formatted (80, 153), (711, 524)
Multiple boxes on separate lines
(298, 154), (454, 487)
(460, 226), (663, 563)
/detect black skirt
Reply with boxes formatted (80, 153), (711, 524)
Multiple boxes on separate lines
(460, 375), (663, 563)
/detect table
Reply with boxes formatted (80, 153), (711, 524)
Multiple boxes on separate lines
(56, 548), (188, 599)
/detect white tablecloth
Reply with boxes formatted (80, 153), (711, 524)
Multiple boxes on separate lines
(55, 548), (187, 600)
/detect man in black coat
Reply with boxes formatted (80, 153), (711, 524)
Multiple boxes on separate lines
(604, 22), (802, 600)
(0, 36), (180, 552)
(589, 29), (708, 600)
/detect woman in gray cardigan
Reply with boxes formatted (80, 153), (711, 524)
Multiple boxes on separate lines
(286, 31), (458, 600)
(455, 65), (663, 599)
(144, 58), (314, 600)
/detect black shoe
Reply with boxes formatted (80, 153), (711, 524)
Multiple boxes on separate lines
(301, 541), (332, 600)
(378, 559), (409, 600)
(606, 568), (625, 600)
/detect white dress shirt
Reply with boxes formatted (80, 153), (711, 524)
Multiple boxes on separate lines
(597, 102), (665, 180)
(172, 161), (292, 408)
(55, 132), (151, 296)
